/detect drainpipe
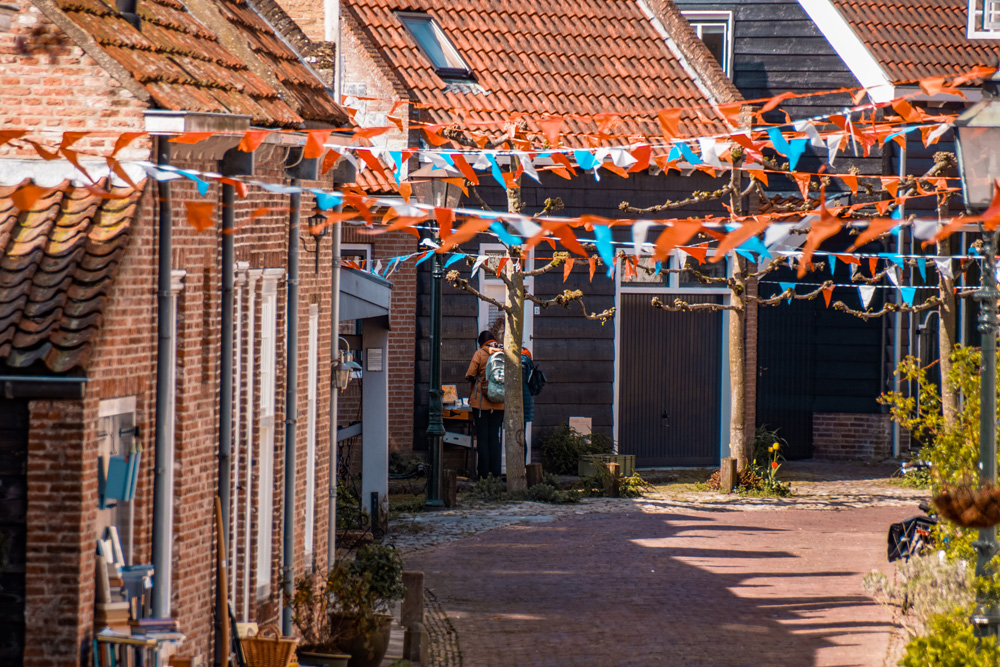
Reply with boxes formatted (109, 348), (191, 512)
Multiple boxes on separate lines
(892, 143), (906, 458)
(220, 183), (235, 560)
(282, 182), (301, 636)
(152, 137), (173, 618)
(327, 209), (342, 568)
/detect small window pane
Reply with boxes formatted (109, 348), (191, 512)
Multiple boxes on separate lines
(399, 14), (470, 74)
(697, 24), (726, 70)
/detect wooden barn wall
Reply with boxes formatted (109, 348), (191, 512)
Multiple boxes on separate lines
(414, 169), (727, 452)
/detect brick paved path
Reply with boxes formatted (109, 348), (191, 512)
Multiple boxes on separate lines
(396, 462), (923, 666)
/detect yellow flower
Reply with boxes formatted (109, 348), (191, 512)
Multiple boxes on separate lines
(772, 442), (780, 451)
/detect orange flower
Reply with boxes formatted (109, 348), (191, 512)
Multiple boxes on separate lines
(771, 462), (779, 469)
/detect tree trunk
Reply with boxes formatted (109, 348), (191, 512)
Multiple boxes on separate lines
(937, 215), (958, 426)
(502, 261), (527, 492)
(729, 256), (749, 471)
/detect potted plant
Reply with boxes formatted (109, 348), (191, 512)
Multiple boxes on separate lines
(290, 570), (351, 667)
(292, 544), (405, 667)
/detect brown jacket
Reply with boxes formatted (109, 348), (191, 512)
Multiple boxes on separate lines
(466, 343), (504, 411)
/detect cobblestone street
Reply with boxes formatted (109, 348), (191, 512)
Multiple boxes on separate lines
(391, 461), (925, 666)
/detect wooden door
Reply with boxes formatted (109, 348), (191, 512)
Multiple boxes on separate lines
(619, 294), (722, 466)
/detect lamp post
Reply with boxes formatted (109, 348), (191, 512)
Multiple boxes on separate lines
(954, 66), (1000, 638)
(410, 164), (464, 507)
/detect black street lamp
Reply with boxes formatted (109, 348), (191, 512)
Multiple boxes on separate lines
(410, 164), (464, 506)
(954, 66), (1000, 638)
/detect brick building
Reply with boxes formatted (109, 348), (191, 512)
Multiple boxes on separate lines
(0, 1), (416, 666)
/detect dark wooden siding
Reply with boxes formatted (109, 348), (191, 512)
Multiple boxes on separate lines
(619, 293), (722, 466)
(0, 400), (28, 667)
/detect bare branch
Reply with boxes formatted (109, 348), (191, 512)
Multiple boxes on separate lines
(650, 296), (738, 312)
(526, 289), (616, 322)
(832, 297), (943, 320)
(751, 281), (834, 306)
(469, 185), (494, 212)
(524, 255), (565, 278)
(446, 269), (510, 313)
(620, 184), (734, 214)
(441, 126), (509, 150)
(537, 197), (564, 217)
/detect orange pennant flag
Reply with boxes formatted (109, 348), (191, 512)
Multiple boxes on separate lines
(309, 211), (357, 235)
(793, 172), (811, 200)
(563, 258), (575, 282)
(588, 256), (597, 282)
(681, 244), (709, 265)
(657, 108), (682, 141)
(170, 132), (215, 144)
(352, 126), (391, 141)
(217, 177), (248, 198)
(27, 141), (58, 160)
(185, 201), (215, 232)
(891, 99), (924, 124)
(798, 202), (842, 277)
(439, 218), (493, 252)
(321, 149), (340, 175)
(443, 177), (468, 196)
(110, 131), (146, 157)
(495, 257), (509, 277)
(11, 183), (52, 211)
(62, 149), (95, 184)
(538, 116), (564, 146)
(849, 218), (898, 249)
(59, 131), (89, 151)
(304, 130), (332, 159)
(554, 225), (587, 257)
(833, 253), (860, 266)
(841, 174), (858, 196)
(398, 181), (412, 203)
(0, 129), (26, 149)
(822, 285), (834, 307)
(423, 127), (451, 146)
(235, 130), (271, 154)
(435, 207), (454, 240)
(757, 91), (796, 117)
(386, 115), (404, 131)
(357, 149), (389, 178)
(450, 153), (479, 186)
(711, 218), (769, 263)
(501, 171), (519, 189)
(628, 144), (652, 173)
(715, 103), (743, 127)
(550, 152), (577, 175)
(919, 76), (947, 97)
(868, 257), (879, 275)
(653, 222), (702, 263)
(880, 177), (899, 199)
(750, 169), (768, 187)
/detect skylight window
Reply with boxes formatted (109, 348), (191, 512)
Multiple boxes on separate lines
(397, 12), (473, 80)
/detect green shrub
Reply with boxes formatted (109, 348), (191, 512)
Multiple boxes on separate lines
(540, 424), (613, 475)
(581, 466), (651, 498)
(863, 554), (972, 638)
(471, 474), (506, 502)
(619, 472), (653, 498)
(513, 483), (580, 504)
(901, 606), (1000, 667)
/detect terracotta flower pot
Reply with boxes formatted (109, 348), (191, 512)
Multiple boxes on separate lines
(329, 613), (393, 667)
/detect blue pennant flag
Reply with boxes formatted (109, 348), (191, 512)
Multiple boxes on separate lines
(765, 128), (808, 171)
(738, 236), (772, 260)
(594, 225), (615, 277)
(675, 141), (703, 166)
(177, 169), (210, 196)
(735, 249), (756, 263)
(389, 151), (404, 185)
(779, 282), (796, 304)
(574, 150), (597, 171)
(900, 286), (917, 306)
(415, 251), (435, 266)
(490, 222), (521, 247)
(444, 253), (465, 268)
(917, 257), (927, 282)
(879, 253), (905, 270)
(666, 144), (682, 164)
(828, 254), (837, 274)
(485, 154), (507, 189)
(312, 190), (341, 211)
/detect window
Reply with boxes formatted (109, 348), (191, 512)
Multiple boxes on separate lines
(683, 11), (734, 76)
(397, 12), (473, 79)
(256, 268), (282, 599)
(969, 0), (1000, 37)
(304, 304), (319, 564)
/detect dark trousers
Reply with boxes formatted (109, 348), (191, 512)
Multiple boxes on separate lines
(474, 408), (504, 479)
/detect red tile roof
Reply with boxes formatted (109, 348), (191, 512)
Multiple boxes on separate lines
(343, 0), (738, 144)
(49, 0), (347, 128)
(0, 181), (140, 373)
(830, 0), (1000, 82)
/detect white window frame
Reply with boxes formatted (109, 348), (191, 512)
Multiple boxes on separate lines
(342, 243), (372, 271)
(256, 268), (282, 599)
(620, 249), (730, 295)
(397, 11), (474, 79)
(683, 10), (734, 76)
(969, 0), (1000, 37)
(304, 304), (319, 563)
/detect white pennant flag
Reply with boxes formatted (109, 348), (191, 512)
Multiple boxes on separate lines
(632, 220), (654, 256)
(507, 216), (542, 239)
(934, 257), (954, 280)
(765, 223), (795, 249)
(886, 265), (901, 287)
(471, 255), (489, 275)
(375, 259), (383, 276)
(859, 285), (876, 309)
(139, 164), (181, 181)
(793, 120), (825, 149)
(850, 263), (858, 278)
(698, 138), (725, 168)
(514, 152), (540, 183)
(826, 133), (844, 167)
(912, 219), (939, 241)
(610, 148), (638, 169)
(471, 153), (491, 170)
(926, 123), (950, 146)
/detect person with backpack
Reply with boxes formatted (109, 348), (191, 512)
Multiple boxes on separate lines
(466, 330), (504, 479)
(521, 347), (534, 461)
